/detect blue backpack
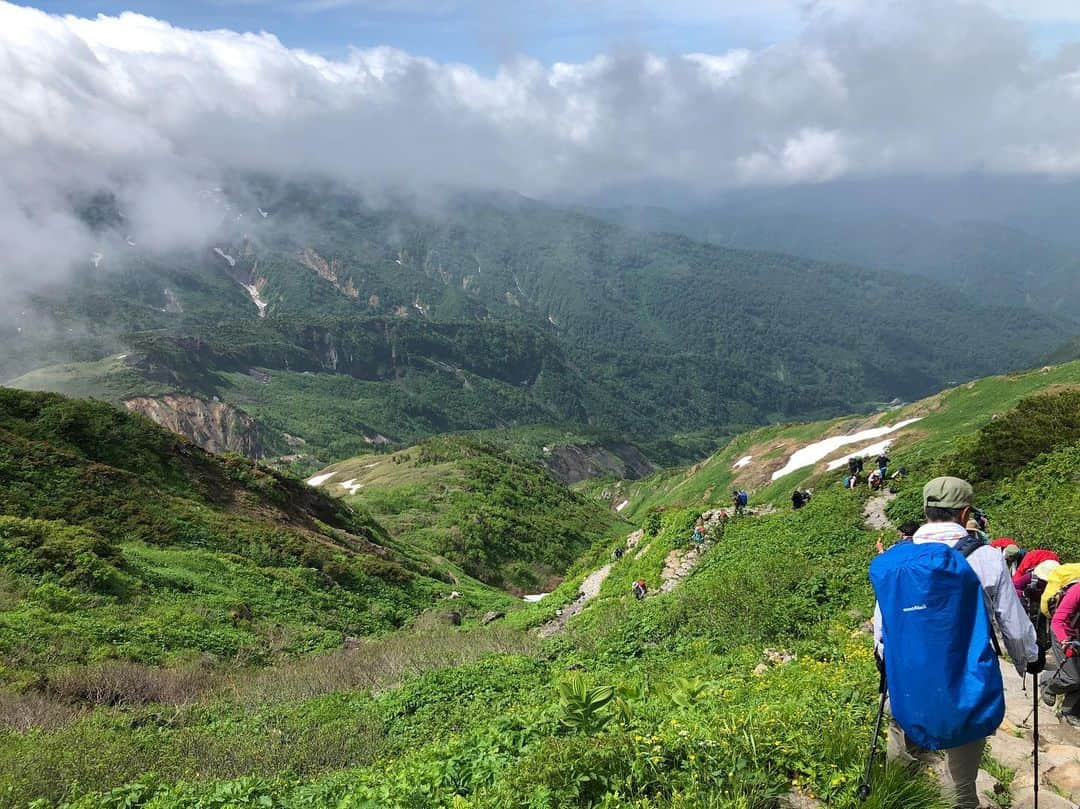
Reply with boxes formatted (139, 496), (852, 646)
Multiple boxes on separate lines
(869, 538), (1003, 750)
(737, 491), (748, 507)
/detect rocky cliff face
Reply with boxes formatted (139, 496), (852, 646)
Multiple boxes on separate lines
(542, 443), (656, 485)
(124, 394), (265, 459)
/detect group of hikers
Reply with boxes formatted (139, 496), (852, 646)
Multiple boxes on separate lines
(869, 475), (1078, 808)
(845, 453), (905, 491)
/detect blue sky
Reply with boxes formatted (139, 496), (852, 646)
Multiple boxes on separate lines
(11, 1), (804, 67)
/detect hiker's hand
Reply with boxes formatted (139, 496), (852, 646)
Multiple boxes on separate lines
(1027, 648), (1046, 675)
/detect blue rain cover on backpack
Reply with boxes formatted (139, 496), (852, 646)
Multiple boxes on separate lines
(870, 541), (1004, 750)
(737, 491), (748, 507)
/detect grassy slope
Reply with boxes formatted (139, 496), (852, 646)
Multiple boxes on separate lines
(604, 360), (1080, 521)
(309, 435), (628, 591)
(0, 388), (509, 687)
(7, 362), (1080, 808)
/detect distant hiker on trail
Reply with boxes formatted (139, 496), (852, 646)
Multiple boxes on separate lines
(844, 473), (859, 489)
(631, 580), (648, 600)
(791, 489), (810, 510)
(876, 453), (890, 474)
(1040, 563), (1080, 727)
(1015, 558), (1060, 609)
(691, 521), (705, 546)
(889, 466), (908, 481)
(612, 546), (625, 560)
(867, 468), (884, 491)
(848, 457), (860, 477)
(732, 489), (748, 516)
(870, 476), (1041, 809)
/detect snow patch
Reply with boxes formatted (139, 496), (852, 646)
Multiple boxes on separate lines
(770, 418), (922, 481)
(732, 455), (753, 469)
(214, 247), (236, 267)
(339, 478), (364, 495)
(615, 499), (630, 512)
(523, 593), (549, 602)
(826, 439), (896, 471)
(306, 472), (336, 487)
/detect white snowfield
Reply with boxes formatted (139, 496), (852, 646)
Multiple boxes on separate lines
(732, 455), (753, 469)
(522, 593), (549, 602)
(770, 418), (922, 481)
(306, 472), (335, 487)
(339, 479), (364, 495)
(826, 438), (896, 471)
(615, 499), (630, 512)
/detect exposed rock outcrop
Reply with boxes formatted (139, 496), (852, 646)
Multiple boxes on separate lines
(542, 442), (656, 485)
(124, 394), (266, 459)
(297, 248), (360, 299)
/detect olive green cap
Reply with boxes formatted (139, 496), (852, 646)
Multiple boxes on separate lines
(923, 476), (974, 509)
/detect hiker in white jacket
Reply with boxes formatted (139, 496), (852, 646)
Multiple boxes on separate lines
(871, 476), (1040, 809)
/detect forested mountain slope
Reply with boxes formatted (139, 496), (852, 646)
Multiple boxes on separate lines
(5, 181), (1074, 472)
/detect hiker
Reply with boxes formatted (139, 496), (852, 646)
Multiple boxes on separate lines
(732, 489), (748, 516)
(844, 473), (858, 489)
(871, 476), (1041, 809)
(965, 517), (990, 542)
(631, 580), (648, 600)
(848, 457), (860, 477)
(1016, 559), (1060, 608)
(612, 546), (625, 560)
(890, 466), (908, 481)
(1014, 548), (1061, 584)
(691, 521), (705, 546)
(791, 489), (809, 510)
(1041, 564), (1080, 726)
(868, 468), (884, 491)
(989, 538), (1024, 574)
(876, 453), (890, 474)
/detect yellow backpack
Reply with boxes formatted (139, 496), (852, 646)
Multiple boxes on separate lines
(1040, 563), (1080, 617)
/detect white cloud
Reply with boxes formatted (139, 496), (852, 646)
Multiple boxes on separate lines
(4, 0), (1080, 286)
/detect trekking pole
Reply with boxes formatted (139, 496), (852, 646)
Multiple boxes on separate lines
(1033, 683), (1040, 809)
(858, 670), (887, 802)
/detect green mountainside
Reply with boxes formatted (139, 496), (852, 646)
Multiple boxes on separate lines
(3, 362), (1080, 808)
(306, 435), (626, 591)
(4, 182), (1074, 473)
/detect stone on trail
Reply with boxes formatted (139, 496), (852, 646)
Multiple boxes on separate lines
(481, 611), (505, 625)
(976, 769), (1004, 808)
(1045, 760), (1080, 803)
(777, 791), (822, 808)
(989, 731), (1032, 771)
(1010, 788), (1075, 809)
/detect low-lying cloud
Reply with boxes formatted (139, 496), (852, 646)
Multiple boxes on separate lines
(4, 0), (1080, 285)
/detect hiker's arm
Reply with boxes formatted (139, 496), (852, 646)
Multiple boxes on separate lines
(988, 557), (1038, 670)
(1051, 585), (1080, 644)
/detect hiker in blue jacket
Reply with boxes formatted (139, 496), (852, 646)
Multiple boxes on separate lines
(871, 477), (1041, 809)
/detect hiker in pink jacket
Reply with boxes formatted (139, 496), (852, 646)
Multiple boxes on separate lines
(1043, 578), (1080, 726)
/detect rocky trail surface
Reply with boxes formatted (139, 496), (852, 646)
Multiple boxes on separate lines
(863, 491), (896, 531)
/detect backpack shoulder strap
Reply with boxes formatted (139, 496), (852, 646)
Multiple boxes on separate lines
(951, 534), (1003, 656)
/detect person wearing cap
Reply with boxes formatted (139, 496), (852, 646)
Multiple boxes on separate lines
(872, 476), (1041, 809)
(1042, 566), (1080, 726)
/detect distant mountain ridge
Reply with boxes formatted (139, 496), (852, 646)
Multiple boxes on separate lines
(4, 178), (1075, 471)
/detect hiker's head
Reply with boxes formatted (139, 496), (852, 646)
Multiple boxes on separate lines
(1002, 544), (1021, 563)
(1033, 560), (1061, 582)
(922, 476), (974, 524)
(898, 521), (920, 538)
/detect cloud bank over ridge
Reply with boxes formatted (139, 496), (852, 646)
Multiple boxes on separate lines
(4, 0), (1080, 281)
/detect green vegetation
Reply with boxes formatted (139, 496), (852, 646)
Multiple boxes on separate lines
(310, 435), (625, 590)
(0, 388), (511, 687)
(4, 357), (1080, 807)
(6, 182), (1074, 474)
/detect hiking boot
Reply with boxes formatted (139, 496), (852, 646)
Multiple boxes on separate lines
(1042, 688), (1058, 708)
(1060, 713), (1080, 728)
